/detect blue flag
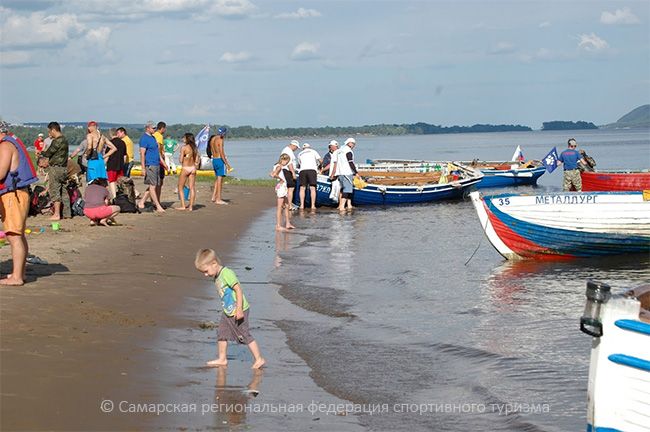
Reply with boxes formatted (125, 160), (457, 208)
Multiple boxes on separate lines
(196, 125), (210, 153)
(542, 146), (559, 173)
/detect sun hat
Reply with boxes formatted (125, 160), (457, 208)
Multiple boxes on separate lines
(302, 143), (311, 148)
(344, 137), (356, 145)
(290, 140), (299, 147)
(329, 140), (339, 147)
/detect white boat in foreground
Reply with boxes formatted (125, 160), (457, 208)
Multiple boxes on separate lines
(580, 281), (650, 432)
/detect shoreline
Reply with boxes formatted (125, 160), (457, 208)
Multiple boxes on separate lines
(0, 181), (275, 430)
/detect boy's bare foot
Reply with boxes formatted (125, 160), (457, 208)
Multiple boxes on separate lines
(276, 226), (288, 232)
(286, 224), (296, 229)
(175, 206), (187, 210)
(0, 275), (24, 286)
(49, 215), (61, 221)
(154, 207), (166, 213)
(206, 359), (228, 367)
(251, 358), (266, 369)
(215, 200), (228, 205)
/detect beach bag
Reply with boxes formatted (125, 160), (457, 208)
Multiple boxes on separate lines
(29, 185), (52, 216)
(116, 177), (136, 204)
(67, 181), (85, 217)
(329, 179), (340, 202)
(114, 193), (138, 213)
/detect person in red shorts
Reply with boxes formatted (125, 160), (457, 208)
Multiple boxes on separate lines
(83, 178), (121, 226)
(33, 133), (45, 155)
(106, 128), (127, 198)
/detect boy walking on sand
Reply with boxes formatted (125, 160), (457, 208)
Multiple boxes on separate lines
(195, 249), (265, 369)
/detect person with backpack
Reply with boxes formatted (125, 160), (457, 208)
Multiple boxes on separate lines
(0, 122), (39, 286)
(41, 121), (72, 220)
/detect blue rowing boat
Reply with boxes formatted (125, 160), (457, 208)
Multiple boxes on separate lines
(313, 162), (482, 206)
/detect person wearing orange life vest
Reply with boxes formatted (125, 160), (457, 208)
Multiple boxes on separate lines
(0, 121), (39, 286)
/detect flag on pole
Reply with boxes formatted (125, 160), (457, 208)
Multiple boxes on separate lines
(542, 147), (559, 173)
(196, 125), (210, 154)
(511, 145), (525, 162)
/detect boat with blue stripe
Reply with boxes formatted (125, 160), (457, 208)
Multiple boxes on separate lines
(580, 282), (650, 432)
(470, 190), (650, 260)
(365, 159), (546, 189)
(314, 162), (482, 206)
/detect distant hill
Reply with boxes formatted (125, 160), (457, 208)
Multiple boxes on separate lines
(541, 121), (598, 131)
(602, 104), (650, 129)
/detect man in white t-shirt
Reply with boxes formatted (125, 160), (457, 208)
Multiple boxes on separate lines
(280, 140), (299, 208)
(297, 143), (322, 210)
(330, 137), (358, 211)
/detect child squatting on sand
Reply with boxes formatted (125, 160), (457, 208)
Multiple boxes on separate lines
(195, 248), (265, 369)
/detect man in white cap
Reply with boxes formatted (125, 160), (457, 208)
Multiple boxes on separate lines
(280, 140), (299, 208)
(297, 143), (322, 210)
(320, 140), (339, 176)
(330, 137), (359, 211)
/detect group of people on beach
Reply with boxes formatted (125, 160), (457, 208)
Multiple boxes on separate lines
(270, 137), (361, 231)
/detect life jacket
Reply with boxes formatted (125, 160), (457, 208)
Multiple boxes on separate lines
(0, 135), (38, 196)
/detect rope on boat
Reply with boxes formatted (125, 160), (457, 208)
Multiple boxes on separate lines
(464, 215), (489, 266)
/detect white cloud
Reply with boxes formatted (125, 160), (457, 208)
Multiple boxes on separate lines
(0, 11), (85, 49)
(489, 42), (516, 55)
(0, 50), (33, 67)
(209, 0), (257, 19)
(600, 7), (639, 25)
(290, 42), (320, 61)
(577, 33), (608, 52)
(220, 51), (252, 63)
(274, 7), (321, 19)
(85, 27), (111, 46)
(538, 21), (551, 29)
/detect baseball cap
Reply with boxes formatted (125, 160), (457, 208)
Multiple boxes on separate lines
(38, 133), (44, 137)
(329, 140), (339, 147)
(218, 127), (227, 136)
(302, 143), (311, 149)
(87, 120), (97, 127)
(344, 137), (356, 145)
(290, 140), (299, 147)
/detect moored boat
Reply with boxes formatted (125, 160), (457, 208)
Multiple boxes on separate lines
(581, 169), (650, 192)
(470, 190), (650, 260)
(366, 159), (546, 189)
(315, 161), (482, 206)
(579, 281), (650, 432)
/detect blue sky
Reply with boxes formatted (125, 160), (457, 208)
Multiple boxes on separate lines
(1, 0), (648, 128)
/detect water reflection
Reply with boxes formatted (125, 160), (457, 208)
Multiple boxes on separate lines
(213, 368), (264, 427)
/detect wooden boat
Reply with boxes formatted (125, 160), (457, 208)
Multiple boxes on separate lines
(470, 190), (650, 260)
(581, 169), (650, 191)
(580, 281), (650, 432)
(366, 159), (546, 189)
(314, 162), (482, 206)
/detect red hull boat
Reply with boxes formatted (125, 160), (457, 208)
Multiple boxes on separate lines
(581, 170), (650, 191)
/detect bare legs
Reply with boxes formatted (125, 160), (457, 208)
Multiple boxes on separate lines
(206, 340), (266, 369)
(138, 184), (165, 212)
(299, 185), (317, 209)
(212, 176), (227, 204)
(276, 197), (295, 231)
(0, 233), (27, 286)
(176, 170), (189, 210)
(176, 171), (197, 211)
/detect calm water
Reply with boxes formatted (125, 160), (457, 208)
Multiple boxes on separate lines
(225, 128), (650, 181)
(155, 130), (649, 430)
(250, 130), (649, 430)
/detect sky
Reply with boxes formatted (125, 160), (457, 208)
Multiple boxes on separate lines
(0, 0), (649, 129)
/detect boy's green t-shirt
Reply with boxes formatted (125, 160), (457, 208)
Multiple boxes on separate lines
(215, 267), (250, 316)
(163, 138), (177, 153)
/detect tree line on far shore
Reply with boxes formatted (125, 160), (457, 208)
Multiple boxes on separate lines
(11, 121), (532, 148)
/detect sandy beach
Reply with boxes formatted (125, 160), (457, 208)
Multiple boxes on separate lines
(0, 180), (275, 430)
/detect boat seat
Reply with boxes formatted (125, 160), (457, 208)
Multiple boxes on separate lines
(359, 171), (443, 186)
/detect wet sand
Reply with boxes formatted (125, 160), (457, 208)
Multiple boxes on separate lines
(0, 181), (274, 430)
